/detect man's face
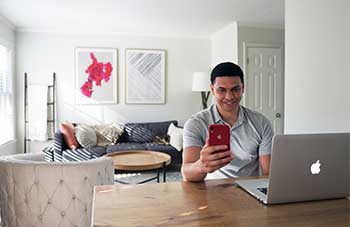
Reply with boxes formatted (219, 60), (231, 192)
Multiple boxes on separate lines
(210, 76), (244, 113)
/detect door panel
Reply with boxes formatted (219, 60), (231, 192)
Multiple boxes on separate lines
(246, 47), (283, 134)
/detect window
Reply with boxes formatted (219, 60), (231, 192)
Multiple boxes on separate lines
(0, 44), (14, 145)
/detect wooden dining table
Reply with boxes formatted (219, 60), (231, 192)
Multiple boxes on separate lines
(92, 178), (350, 227)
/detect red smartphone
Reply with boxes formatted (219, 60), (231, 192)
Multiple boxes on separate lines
(208, 124), (230, 152)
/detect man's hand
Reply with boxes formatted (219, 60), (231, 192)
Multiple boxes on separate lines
(198, 138), (234, 173)
(182, 139), (234, 182)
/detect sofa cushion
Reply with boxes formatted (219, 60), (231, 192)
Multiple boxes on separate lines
(144, 143), (183, 164)
(144, 143), (177, 153)
(120, 120), (178, 143)
(128, 126), (155, 143)
(62, 146), (106, 162)
(106, 142), (146, 154)
(87, 146), (106, 157)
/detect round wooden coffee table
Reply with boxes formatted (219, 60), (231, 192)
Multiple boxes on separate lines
(106, 150), (171, 184)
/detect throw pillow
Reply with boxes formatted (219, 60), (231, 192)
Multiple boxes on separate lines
(167, 123), (183, 151)
(153, 134), (170, 146)
(75, 124), (97, 148)
(92, 123), (124, 147)
(59, 121), (79, 150)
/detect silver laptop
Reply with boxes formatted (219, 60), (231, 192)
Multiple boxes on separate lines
(235, 133), (349, 205)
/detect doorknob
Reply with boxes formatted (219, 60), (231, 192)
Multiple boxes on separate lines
(275, 113), (281, 118)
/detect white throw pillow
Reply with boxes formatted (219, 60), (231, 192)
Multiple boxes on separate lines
(75, 124), (97, 148)
(167, 123), (183, 151)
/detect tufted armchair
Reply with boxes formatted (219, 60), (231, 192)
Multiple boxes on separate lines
(0, 152), (114, 227)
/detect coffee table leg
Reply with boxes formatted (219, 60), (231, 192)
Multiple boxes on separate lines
(163, 162), (166, 183)
(115, 179), (129, 184)
(156, 168), (160, 183)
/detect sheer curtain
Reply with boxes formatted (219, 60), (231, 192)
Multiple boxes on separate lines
(0, 44), (14, 145)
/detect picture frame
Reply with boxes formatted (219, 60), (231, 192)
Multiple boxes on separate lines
(75, 47), (118, 105)
(125, 49), (166, 104)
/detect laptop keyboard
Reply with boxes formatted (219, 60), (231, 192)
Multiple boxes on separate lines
(257, 187), (268, 195)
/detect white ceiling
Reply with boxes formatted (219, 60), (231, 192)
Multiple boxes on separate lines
(0, 0), (284, 37)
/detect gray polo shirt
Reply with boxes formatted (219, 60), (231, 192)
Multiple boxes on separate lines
(183, 104), (274, 177)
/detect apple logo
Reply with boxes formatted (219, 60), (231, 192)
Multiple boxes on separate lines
(310, 160), (321, 175)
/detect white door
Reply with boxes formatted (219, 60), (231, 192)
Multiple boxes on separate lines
(245, 46), (284, 134)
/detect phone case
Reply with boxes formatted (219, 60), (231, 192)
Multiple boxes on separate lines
(208, 124), (230, 151)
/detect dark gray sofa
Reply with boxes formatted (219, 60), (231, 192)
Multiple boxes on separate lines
(53, 120), (182, 166)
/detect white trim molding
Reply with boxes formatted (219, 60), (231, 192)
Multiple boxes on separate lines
(237, 21), (284, 30)
(0, 15), (16, 30)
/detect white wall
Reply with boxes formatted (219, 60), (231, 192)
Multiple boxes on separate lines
(16, 31), (211, 152)
(211, 22), (238, 68)
(285, 0), (350, 133)
(0, 16), (16, 155)
(0, 16), (15, 47)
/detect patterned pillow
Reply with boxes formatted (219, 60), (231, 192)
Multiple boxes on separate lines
(92, 123), (124, 147)
(153, 135), (170, 146)
(75, 124), (97, 148)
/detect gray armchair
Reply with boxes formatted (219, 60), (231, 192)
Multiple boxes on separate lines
(0, 152), (114, 227)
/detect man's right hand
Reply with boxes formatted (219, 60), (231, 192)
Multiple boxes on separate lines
(182, 138), (234, 182)
(198, 138), (234, 174)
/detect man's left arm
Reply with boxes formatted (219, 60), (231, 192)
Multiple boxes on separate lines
(259, 154), (271, 176)
(258, 116), (274, 176)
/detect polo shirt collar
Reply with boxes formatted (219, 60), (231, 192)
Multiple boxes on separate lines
(211, 104), (245, 127)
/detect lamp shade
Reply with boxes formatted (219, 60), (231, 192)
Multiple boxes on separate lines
(192, 72), (210, 92)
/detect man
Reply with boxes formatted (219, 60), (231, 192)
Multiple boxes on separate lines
(182, 62), (273, 182)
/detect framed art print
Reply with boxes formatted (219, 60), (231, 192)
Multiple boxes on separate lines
(125, 49), (166, 104)
(75, 47), (118, 104)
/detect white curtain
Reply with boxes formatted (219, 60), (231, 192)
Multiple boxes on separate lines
(0, 45), (14, 145)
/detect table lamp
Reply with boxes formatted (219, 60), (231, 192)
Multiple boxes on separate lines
(192, 72), (210, 109)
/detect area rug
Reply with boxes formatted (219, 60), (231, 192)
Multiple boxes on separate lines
(114, 166), (182, 184)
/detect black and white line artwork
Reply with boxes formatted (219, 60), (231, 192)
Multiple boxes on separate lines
(126, 49), (165, 104)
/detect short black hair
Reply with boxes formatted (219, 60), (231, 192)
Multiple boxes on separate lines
(210, 62), (244, 84)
